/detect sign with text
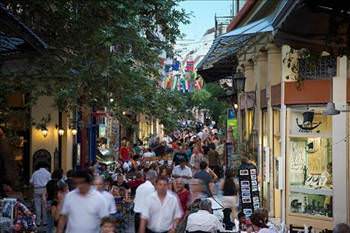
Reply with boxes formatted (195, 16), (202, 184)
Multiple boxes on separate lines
(227, 109), (238, 141)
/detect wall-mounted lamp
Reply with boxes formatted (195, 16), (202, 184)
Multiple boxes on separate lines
(41, 128), (48, 138)
(58, 129), (65, 136)
(56, 124), (65, 136)
(234, 103), (239, 110)
(71, 128), (78, 136)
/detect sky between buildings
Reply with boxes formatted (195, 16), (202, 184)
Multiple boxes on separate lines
(177, 0), (232, 43)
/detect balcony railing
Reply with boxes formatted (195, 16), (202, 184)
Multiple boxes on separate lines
(298, 56), (336, 80)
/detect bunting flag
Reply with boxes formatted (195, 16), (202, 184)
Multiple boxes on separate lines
(160, 55), (204, 93)
(166, 76), (173, 89)
(172, 75), (178, 90)
(185, 60), (194, 72)
(185, 79), (190, 91)
(172, 59), (180, 71)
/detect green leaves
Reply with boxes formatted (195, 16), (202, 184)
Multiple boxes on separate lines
(191, 83), (230, 126)
(1, 0), (189, 130)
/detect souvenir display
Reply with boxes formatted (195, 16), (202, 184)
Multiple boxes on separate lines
(288, 137), (333, 218)
(287, 110), (333, 219)
(238, 161), (260, 217)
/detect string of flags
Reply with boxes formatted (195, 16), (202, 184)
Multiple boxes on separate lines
(160, 57), (204, 93)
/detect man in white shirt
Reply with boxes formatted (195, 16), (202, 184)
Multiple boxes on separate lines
(186, 199), (225, 233)
(30, 162), (51, 226)
(143, 148), (156, 158)
(94, 176), (117, 215)
(172, 159), (192, 180)
(57, 169), (108, 233)
(139, 177), (182, 233)
(134, 170), (157, 232)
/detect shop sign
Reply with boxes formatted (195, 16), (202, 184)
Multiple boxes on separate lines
(289, 110), (331, 136)
(227, 109), (238, 141)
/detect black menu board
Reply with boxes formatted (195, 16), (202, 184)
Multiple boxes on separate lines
(238, 162), (260, 217)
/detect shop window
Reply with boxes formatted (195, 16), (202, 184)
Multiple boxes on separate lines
(287, 110), (333, 218)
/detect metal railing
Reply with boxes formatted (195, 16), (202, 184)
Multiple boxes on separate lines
(298, 56), (336, 80)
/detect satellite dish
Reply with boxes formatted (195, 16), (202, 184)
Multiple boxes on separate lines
(323, 102), (340, 115)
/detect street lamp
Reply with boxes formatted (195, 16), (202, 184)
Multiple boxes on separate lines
(232, 70), (246, 94)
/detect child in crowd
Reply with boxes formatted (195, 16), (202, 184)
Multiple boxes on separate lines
(238, 212), (252, 231)
(100, 216), (116, 233)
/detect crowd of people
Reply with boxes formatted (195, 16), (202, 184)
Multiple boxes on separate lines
(1, 126), (350, 233)
(22, 127), (238, 233)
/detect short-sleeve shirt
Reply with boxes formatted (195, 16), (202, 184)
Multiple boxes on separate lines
(61, 188), (109, 233)
(172, 165), (192, 178)
(100, 190), (117, 214)
(30, 168), (51, 188)
(141, 192), (183, 232)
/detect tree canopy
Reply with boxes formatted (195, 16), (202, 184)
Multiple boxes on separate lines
(191, 83), (231, 126)
(1, 0), (190, 130)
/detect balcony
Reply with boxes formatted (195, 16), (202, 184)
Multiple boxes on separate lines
(298, 56), (336, 80)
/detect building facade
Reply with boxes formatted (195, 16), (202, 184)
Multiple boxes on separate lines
(198, 0), (350, 230)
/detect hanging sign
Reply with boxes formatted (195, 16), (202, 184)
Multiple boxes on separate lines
(227, 109), (238, 141)
(289, 110), (331, 136)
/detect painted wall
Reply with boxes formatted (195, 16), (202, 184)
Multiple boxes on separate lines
(31, 96), (58, 173)
(30, 96), (74, 173)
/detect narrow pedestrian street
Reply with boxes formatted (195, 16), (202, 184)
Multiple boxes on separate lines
(1, 0), (350, 233)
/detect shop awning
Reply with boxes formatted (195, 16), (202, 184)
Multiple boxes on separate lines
(197, 16), (275, 82)
(0, 4), (48, 55)
(197, 0), (294, 82)
(273, 0), (350, 54)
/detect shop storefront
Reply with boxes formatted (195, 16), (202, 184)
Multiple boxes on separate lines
(286, 108), (333, 229)
(138, 114), (154, 143)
